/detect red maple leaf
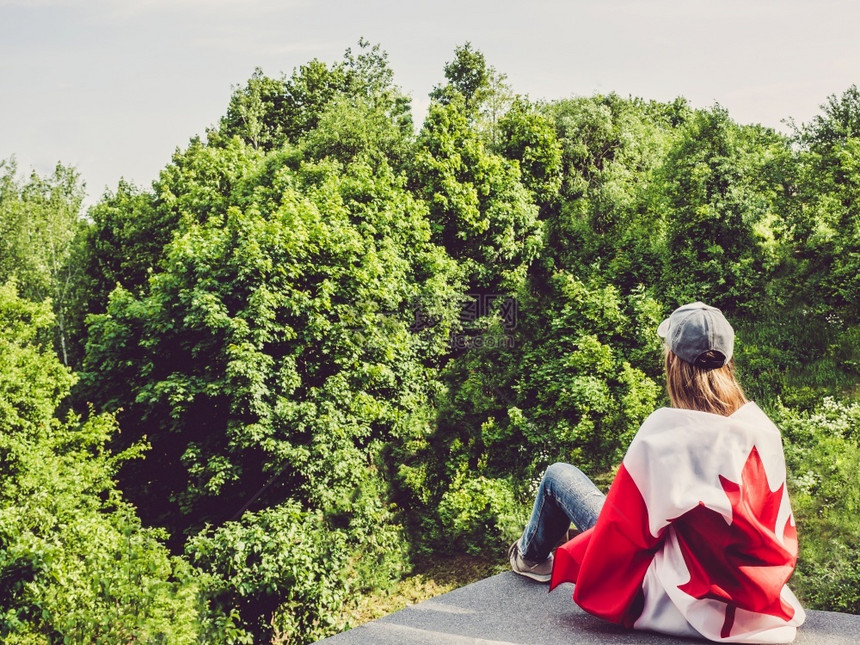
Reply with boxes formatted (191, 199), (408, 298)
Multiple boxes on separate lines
(673, 446), (798, 636)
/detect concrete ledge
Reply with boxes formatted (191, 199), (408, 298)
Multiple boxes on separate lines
(316, 572), (860, 644)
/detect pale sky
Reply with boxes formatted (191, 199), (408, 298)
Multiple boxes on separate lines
(1, 0), (858, 207)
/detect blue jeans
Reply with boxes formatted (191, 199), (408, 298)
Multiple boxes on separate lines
(520, 462), (606, 562)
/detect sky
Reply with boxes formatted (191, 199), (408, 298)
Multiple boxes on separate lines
(1, 0), (858, 207)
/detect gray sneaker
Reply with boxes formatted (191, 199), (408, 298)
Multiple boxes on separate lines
(509, 539), (553, 583)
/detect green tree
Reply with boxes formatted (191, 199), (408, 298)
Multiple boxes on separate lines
(60, 46), (860, 638)
(541, 94), (681, 291)
(0, 159), (85, 365)
(0, 282), (216, 643)
(496, 97), (563, 207)
(786, 86), (860, 325)
(429, 42), (491, 113)
(78, 151), (463, 640)
(398, 276), (664, 558)
(430, 42), (514, 146)
(460, 277), (662, 478)
(299, 93), (414, 168)
(66, 136), (269, 371)
(218, 39), (412, 154)
(797, 85), (860, 148)
(65, 180), (165, 368)
(219, 68), (289, 151)
(412, 96), (542, 292)
(656, 106), (787, 312)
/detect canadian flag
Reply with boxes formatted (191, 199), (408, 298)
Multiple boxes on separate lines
(550, 402), (806, 643)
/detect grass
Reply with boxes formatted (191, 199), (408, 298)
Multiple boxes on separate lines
(336, 554), (509, 630)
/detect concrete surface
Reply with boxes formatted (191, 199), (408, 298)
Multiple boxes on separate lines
(316, 572), (860, 644)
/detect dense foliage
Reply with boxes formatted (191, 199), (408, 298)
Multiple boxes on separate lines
(0, 283), (219, 643)
(1, 41), (858, 642)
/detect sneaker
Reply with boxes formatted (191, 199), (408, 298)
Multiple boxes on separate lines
(509, 539), (553, 583)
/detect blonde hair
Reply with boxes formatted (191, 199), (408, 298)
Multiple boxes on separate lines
(664, 350), (748, 416)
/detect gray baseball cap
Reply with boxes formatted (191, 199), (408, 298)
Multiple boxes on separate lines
(657, 301), (734, 367)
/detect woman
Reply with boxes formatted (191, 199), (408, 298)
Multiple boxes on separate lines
(509, 302), (805, 643)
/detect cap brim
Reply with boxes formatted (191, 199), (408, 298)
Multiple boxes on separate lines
(657, 317), (671, 338)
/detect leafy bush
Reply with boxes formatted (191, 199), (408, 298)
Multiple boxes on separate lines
(775, 397), (860, 613)
(79, 151), (463, 538)
(437, 475), (527, 556)
(0, 282), (213, 643)
(187, 497), (409, 644)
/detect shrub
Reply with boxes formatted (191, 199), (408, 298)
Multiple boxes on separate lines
(774, 397), (860, 613)
(0, 282), (211, 643)
(187, 496), (409, 645)
(437, 476), (527, 556)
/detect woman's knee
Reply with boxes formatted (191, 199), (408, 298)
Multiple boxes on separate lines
(543, 462), (577, 485)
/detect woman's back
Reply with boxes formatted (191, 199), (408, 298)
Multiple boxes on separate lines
(551, 403), (805, 642)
